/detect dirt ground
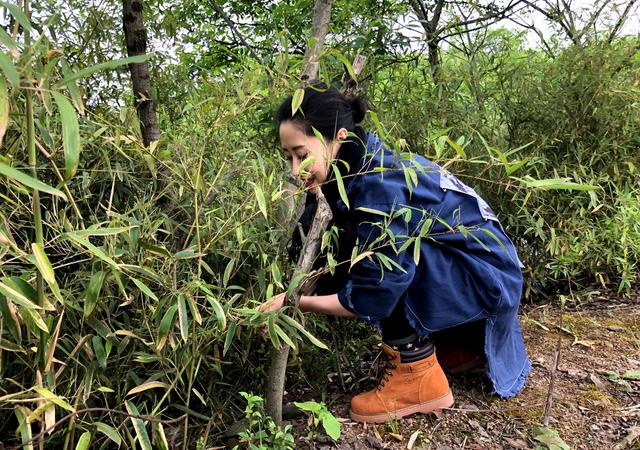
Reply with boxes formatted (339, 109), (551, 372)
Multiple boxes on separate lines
(290, 293), (640, 449)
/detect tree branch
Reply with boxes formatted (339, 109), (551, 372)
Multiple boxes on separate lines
(207, 0), (260, 60)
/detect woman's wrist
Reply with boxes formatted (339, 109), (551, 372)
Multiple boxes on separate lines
(299, 294), (356, 317)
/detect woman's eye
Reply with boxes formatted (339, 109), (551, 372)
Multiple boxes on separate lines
(300, 153), (308, 161)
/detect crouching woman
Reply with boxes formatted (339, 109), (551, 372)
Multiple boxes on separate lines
(260, 84), (530, 423)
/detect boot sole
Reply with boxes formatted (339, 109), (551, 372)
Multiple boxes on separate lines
(349, 390), (454, 424)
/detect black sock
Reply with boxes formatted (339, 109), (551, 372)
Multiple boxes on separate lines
(385, 334), (434, 363)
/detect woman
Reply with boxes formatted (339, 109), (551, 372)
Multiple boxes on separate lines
(260, 83), (530, 424)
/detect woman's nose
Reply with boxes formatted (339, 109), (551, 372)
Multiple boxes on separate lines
(291, 159), (300, 176)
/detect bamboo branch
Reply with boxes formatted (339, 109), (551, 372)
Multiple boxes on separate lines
(265, 189), (333, 425)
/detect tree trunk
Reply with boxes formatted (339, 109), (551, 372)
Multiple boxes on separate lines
(301, 0), (333, 81)
(265, 0), (334, 425)
(122, 0), (160, 147)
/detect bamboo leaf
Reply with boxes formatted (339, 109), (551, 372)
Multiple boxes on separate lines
(66, 233), (118, 268)
(0, 52), (18, 87)
(0, 2), (32, 31)
(52, 92), (81, 180)
(0, 161), (66, 198)
(223, 320), (237, 356)
(30, 243), (56, 286)
(158, 304), (178, 339)
(0, 75), (8, 146)
(291, 88), (304, 115)
(184, 293), (202, 325)
(15, 408), (33, 450)
(177, 294), (189, 342)
(332, 164), (349, 209)
(75, 431), (91, 450)
(84, 271), (106, 318)
(131, 277), (158, 301)
(274, 322), (297, 351)
(24, 308), (49, 333)
(154, 422), (169, 450)
(0, 28), (16, 49)
(254, 185), (267, 219)
(0, 296), (21, 342)
(0, 278), (40, 309)
(95, 422), (122, 446)
(223, 258), (235, 287)
(206, 296), (227, 331)
(54, 54), (151, 88)
(74, 226), (132, 236)
(413, 237), (421, 265)
(127, 381), (170, 396)
(521, 177), (599, 191)
(124, 401), (152, 450)
(280, 314), (328, 350)
(446, 136), (466, 158)
(350, 250), (373, 268)
(355, 207), (389, 218)
(34, 388), (75, 412)
(267, 314), (280, 349)
(328, 49), (357, 81)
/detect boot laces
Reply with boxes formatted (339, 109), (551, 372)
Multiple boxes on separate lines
(377, 353), (397, 390)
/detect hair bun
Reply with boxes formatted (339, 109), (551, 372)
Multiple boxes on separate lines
(347, 95), (367, 124)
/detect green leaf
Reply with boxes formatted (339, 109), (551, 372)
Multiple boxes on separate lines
(274, 322), (296, 350)
(291, 88), (304, 116)
(223, 258), (235, 287)
(66, 233), (117, 268)
(0, 161), (66, 198)
(223, 321), (237, 356)
(350, 250), (373, 268)
(294, 401), (323, 413)
(84, 271), (106, 318)
(23, 308), (48, 333)
(74, 226), (132, 236)
(0, 2), (32, 31)
(355, 207), (389, 218)
(0, 278), (40, 310)
(0, 52), (18, 87)
(328, 49), (356, 82)
(254, 185), (267, 219)
(446, 136), (466, 158)
(267, 314), (280, 349)
(206, 296), (227, 331)
(320, 411), (341, 440)
(52, 92), (81, 180)
(622, 370), (640, 380)
(332, 164), (349, 209)
(34, 387), (75, 411)
(0, 75), (8, 146)
(158, 304), (178, 339)
(177, 294), (189, 342)
(522, 177), (598, 191)
(30, 243), (63, 304)
(54, 55), (151, 88)
(95, 422), (122, 446)
(532, 426), (570, 450)
(125, 401), (153, 450)
(280, 314), (328, 350)
(30, 243), (55, 287)
(413, 237), (421, 265)
(131, 277), (158, 301)
(75, 431), (91, 450)
(0, 28), (16, 50)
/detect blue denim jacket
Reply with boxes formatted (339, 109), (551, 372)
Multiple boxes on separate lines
(336, 133), (530, 397)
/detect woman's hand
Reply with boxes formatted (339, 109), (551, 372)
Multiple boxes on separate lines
(257, 292), (287, 313)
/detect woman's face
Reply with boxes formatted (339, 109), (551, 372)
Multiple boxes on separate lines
(279, 121), (347, 191)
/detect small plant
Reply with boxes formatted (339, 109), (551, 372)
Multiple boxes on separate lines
(294, 400), (341, 441)
(532, 425), (570, 450)
(235, 392), (295, 450)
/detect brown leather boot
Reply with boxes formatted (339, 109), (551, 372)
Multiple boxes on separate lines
(349, 344), (454, 423)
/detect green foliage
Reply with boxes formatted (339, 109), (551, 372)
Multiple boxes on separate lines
(235, 392), (295, 450)
(294, 400), (341, 441)
(532, 426), (571, 450)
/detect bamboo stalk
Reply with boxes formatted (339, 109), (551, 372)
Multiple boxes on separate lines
(24, 0), (46, 372)
(265, 189), (333, 425)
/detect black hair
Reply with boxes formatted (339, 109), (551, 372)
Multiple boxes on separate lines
(275, 82), (367, 141)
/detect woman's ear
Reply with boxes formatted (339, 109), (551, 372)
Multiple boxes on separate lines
(336, 127), (348, 141)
